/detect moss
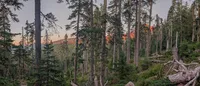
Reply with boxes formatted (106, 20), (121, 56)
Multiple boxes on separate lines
(136, 76), (175, 86)
(139, 58), (152, 71)
(179, 42), (200, 62)
(77, 75), (88, 86)
(138, 64), (163, 79)
(147, 78), (175, 86)
(135, 64), (168, 86)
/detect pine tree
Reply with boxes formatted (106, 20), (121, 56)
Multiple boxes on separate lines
(0, 0), (23, 77)
(38, 31), (64, 86)
(113, 52), (137, 85)
(108, 0), (123, 69)
(100, 0), (107, 85)
(64, 0), (85, 83)
(13, 41), (30, 80)
(24, 21), (35, 60)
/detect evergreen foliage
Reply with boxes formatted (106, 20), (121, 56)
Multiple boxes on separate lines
(38, 42), (65, 86)
(2, 0), (200, 86)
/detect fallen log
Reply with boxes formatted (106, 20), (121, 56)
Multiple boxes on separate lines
(150, 60), (165, 63)
(168, 69), (196, 83)
(149, 55), (164, 59)
(168, 67), (200, 86)
(166, 47), (200, 86)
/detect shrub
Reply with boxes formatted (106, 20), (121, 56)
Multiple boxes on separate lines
(139, 58), (152, 71)
(108, 52), (138, 86)
(179, 41), (200, 62)
(0, 77), (20, 86)
(164, 50), (172, 59)
(139, 64), (162, 79)
(77, 74), (88, 85)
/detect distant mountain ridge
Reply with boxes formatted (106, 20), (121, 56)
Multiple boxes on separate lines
(53, 31), (136, 45)
(52, 38), (76, 45)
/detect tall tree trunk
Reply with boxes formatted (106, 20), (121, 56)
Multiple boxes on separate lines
(159, 22), (163, 53)
(117, 0), (122, 61)
(179, 0), (183, 44)
(100, 0), (107, 86)
(126, 0), (131, 64)
(156, 34), (158, 54)
(83, 49), (87, 73)
(198, 4), (200, 42)
(166, 33), (169, 51)
(146, 0), (153, 57)
(86, 48), (89, 73)
(112, 0), (118, 69)
(94, 50), (97, 80)
(166, 20), (172, 51)
(35, 0), (41, 85)
(20, 27), (24, 79)
(117, 44), (120, 62)
(45, 30), (49, 86)
(176, 32), (178, 48)
(2, 9), (6, 77)
(90, 0), (95, 85)
(31, 31), (34, 74)
(112, 36), (116, 69)
(192, 23), (195, 42)
(19, 44), (21, 79)
(134, 0), (141, 67)
(192, 4), (195, 42)
(31, 30), (34, 65)
(74, 0), (81, 84)
(155, 15), (159, 54)
(64, 34), (68, 72)
(170, 21), (173, 48)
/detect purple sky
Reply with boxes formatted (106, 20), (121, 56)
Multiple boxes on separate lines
(11, 0), (193, 44)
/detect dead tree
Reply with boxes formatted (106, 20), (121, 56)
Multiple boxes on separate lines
(165, 47), (200, 86)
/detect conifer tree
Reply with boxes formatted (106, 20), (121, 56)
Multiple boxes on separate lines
(38, 31), (64, 86)
(13, 41), (30, 80)
(0, 0), (23, 77)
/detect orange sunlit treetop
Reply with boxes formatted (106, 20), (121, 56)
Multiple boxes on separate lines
(13, 25), (154, 46)
(122, 31), (135, 41)
(144, 24), (155, 34)
(106, 31), (135, 44)
(105, 24), (154, 44)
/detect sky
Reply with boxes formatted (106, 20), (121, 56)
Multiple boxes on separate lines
(11, 0), (194, 44)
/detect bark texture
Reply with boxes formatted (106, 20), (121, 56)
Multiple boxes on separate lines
(166, 47), (200, 86)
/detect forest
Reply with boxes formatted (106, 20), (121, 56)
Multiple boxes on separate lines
(1, 0), (200, 86)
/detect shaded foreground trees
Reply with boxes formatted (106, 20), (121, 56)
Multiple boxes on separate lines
(0, 0), (23, 83)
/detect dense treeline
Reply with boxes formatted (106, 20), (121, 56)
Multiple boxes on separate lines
(1, 0), (200, 86)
